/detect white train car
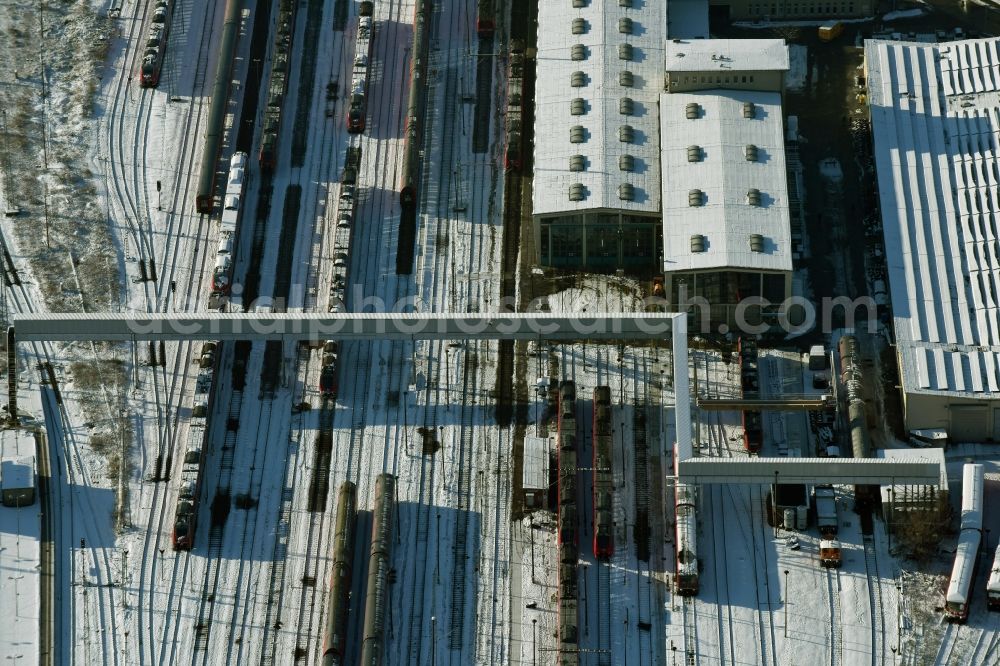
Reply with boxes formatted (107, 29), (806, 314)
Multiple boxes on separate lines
(987, 544), (1000, 611)
(212, 152), (247, 300)
(945, 463), (984, 622)
(675, 481), (699, 596)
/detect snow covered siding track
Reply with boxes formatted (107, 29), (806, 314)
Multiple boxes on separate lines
(192, 374), (244, 654)
(827, 568), (844, 666)
(450, 347), (479, 650)
(863, 536), (887, 666)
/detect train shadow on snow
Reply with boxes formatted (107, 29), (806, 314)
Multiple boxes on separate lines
(343, 502), (481, 664)
(365, 19), (412, 143)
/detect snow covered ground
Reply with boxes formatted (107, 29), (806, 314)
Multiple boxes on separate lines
(2, 0), (993, 664)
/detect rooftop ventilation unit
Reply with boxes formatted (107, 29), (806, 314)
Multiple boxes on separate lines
(619, 154), (635, 172)
(619, 43), (633, 61)
(620, 97), (634, 115)
(569, 183), (586, 201)
(690, 234), (707, 252)
(570, 125), (586, 143)
(688, 189), (704, 206)
(747, 188), (762, 206)
(685, 102), (700, 119)
(619, 183), (635, 201)
(572, 0), (587, 7)
(569, 154), (586, 172)
(745, 144), (759, 161)
(572, 18), (587, 34)
(619, 17), (633, 34)
(570, 98), (586, 115)
(619, 70), (634, 87)
(619, 125), (634, 143)
(743, 101), (756, 119)
(571, 70), (587, 87)
(687, 145), (702, 162)
(571, 44), (587, 61)
(749, 234), (765, 252)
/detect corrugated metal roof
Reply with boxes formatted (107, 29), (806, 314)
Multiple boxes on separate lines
(522, 436), (550, 491)
(532, 0), (665, 217)
(660, 90), (793, 273)
(665, 39), (790, 73)
(867, 37), (1000, 398)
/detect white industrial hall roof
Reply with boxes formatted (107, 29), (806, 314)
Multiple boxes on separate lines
(660, 90), (793, 273)
(866, 37), (1000, 397)
(532, 0), (665, 217)
(664, 38), (790, 74)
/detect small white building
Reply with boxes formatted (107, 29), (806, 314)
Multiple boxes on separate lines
(522, 435), (550, 510)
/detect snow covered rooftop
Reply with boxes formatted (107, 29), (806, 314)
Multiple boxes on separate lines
(660, 89), (793, 273)
(532, 0), (665, 217)
(865, 37), (1000, 397)
(0, 457), (34, 490)
(0, 428), (33, 460)
(665, 38), (790, 73)
(876, 447), (948, 492)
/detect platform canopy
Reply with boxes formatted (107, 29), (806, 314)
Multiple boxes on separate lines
(10, 312), (680, 342)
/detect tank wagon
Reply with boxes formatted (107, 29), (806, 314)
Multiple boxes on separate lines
(359, 473), (396, 665)
(504, 40), (525, 171)
(674, 480), (699, 595)
(257, 0), (297, 171)
(210, 152), (247, 304)
(396, 0), (433, 274)
(347, 3), (375, 133)
(321, 481), (358, 666)
(139, 0), (174, 88)
(838, 335), (879, 507)
(945, 463), (984, 623)
(592, 386), (614, 559)
(838, 335), (870, 459)
(194, 0), (241, 213)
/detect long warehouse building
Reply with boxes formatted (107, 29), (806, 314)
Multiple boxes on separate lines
(865, 37), (1000, 442)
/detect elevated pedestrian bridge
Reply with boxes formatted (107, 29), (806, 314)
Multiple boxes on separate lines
(9, 311), (943, 486)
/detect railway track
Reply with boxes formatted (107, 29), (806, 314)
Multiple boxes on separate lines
(135, 0), (223, 655)
(863, 535), (887, 666)
(192, 381), (244, 656)
(449, 347), (479, 650)
(597, 560), (612, 666)
(682, 596), (700, 665)
(708, 484), (736, 665)
(827, 567), (844, 666)
(4, 245), (125, 665)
